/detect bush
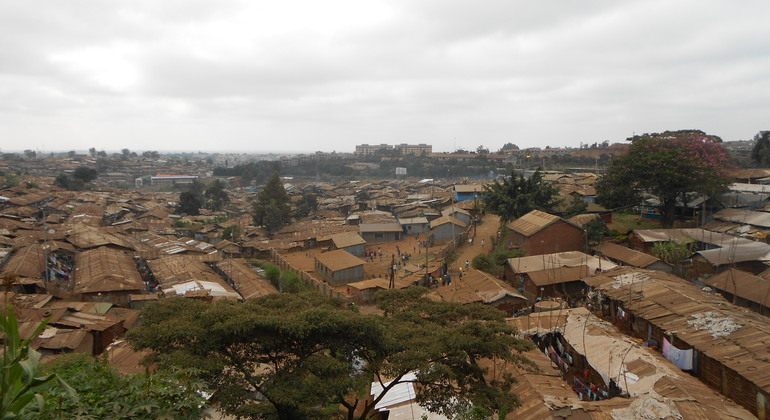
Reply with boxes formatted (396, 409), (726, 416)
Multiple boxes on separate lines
(279, 270), (303, 294)
(263, 263), (280, 287)
(472, 248), (526, 277)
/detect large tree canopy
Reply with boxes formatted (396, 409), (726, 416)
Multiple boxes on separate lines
(482, 168), (561, 222)
(127, 289), (533, 420)
(596, 130), (731, 228)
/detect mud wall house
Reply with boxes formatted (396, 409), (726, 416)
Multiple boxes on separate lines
(583, 266), (770, 419)
(704, 268), (770, 315)
(72, 246), (146, 307)
(506, 210), (584, 256)
(593, 242), (673, 274)
(359, 223), (403, 243)
(314, 249), (364, 286)
(429, 215), (466, 242)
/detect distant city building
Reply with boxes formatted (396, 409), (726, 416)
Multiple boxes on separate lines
(394, 143), (432, 156)
(355, 143), (432, 157)
(150, 174), (198, 186)
(355, 144), (392, 156)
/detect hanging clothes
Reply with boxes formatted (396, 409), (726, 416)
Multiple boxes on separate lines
(662, 337), (694, 370)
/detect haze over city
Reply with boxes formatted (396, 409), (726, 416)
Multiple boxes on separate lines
(2, 0), (769, 154)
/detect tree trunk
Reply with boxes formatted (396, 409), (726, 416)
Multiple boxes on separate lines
(661, 197), (677, 228)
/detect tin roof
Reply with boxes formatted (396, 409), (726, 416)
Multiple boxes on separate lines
(594, 242), (662, 268)
(584, 266), (770, 400)
(315, 249), (364, 272)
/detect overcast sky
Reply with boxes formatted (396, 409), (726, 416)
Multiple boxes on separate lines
(2, 1), (769, 154)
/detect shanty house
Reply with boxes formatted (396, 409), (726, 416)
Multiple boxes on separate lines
(504, 251), (616, 302)
(73, 246), (146, 306)
(321, 231), (366, 257)
(426, 270), (527, 316)
(315, 249), (364, 286)
(506, 210), (584, 256)
(584, 266), (770, 418)
(593, 242), (673, 273)
(398, 217), (430, 235)
(703, 268), (770, 315)
(440, 206), (471, 226)
(359, 223), (402, 243)
(429, 216), (465, 242)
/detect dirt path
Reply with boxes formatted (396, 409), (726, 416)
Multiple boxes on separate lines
(452, 212), (501, 274)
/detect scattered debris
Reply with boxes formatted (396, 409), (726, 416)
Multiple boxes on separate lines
(611, 392), (682, 420)
(687, 312), (741, 338)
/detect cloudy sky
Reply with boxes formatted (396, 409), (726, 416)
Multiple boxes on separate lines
(2, 1), (769, 154)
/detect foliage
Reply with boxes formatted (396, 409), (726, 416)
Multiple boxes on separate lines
(584, 217), (609, 245)
(205, 180), (229, 211)
(562, 196), (588, 218)
(1, 173), (19, 188)
(0, 286), (76, 418)
(278, 270), (307, 293)
(221, 225), (241, 241)
(294, 194), (318, 218)
(72, 167), (98, 183)
(128, 290), (533, 420)
(650, 239), (695, 265)
(472, 248), (526, 276)
(482, 168), (561, 222)
(177, 191), (203, 216)
(54, 167), (97, 191)
(596, 130), (731, 228)
(261, 263), (281, 287)
(19, 354), (208, 420)
(751, 131), (770, 167)
(252, 173), (291, 236)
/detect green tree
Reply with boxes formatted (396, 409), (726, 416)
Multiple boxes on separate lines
(562, 196), (588, 218)
(584, 217), (609, 245)
(482, 168), (561, 222)
(596, 130), (731, 228)
(72, 167), (98, 183)
(177, 191), (203, 216)
(221, 225), (241, 241)
(751, 131), (770, 167)
(497, 143), (519, 153)
(20, 354), (207, 420)
(88, 147), (96, 158)
(252, 173), (291, 236)
(205, 180), (229, 211)
(294, 193), (318, 218)
(128, 290), (533, 420)
(650, 238), (694, 277)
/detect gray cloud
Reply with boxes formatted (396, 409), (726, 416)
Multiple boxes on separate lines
(1, 0), (769, 153)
